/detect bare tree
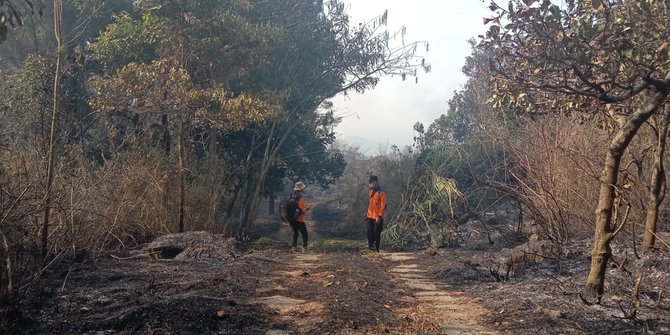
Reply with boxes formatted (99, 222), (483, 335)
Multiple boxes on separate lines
(40, 0), (61, 266)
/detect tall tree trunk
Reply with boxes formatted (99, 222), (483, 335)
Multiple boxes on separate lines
(161, 115), (172, 228)
(239, 124), (276, 231)
(206, 127), (219, 228)
(516, 198), (523, 235)
(178, 119), (186, 233)
(268, 192), (276, 215)
(585, 88), (669, 299)
(41, 0), (63, 266)
(238, 121), (300, 231)
(162, 114), (171, 156)
(642, 110), (670, 251)
(223, 132), (258, 230)
(1, 231), (12, 293)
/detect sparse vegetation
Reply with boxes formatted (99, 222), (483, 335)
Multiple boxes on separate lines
(1, 0), (669, 334)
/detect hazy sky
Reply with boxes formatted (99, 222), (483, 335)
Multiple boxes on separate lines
(333, 0), (491, 153)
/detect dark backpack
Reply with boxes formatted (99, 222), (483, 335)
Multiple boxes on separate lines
(279, 193), (301, 222)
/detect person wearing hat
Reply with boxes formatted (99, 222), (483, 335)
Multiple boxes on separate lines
(290, 181), (310, 252)
(366, 175), (386, 252)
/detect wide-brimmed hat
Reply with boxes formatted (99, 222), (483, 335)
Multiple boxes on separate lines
(294, 181), (307, 191)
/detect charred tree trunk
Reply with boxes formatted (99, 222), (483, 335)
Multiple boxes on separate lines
(160, 116), (172, 228)
(585, 87), (669, 300)
(178, 119), (186, 233)
(516, 198), (523, 235)
(161, 114), (171, 156)
(1, 231), (12, 293)
(268, 192), (276, 215)
(642, 110), (670, 251)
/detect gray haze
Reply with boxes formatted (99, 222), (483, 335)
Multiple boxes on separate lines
(333, 0), (490, 153)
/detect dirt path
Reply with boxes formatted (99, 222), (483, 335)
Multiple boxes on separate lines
(18, 225), (669, 335)
(250, 249), (498, 335)
(21, 237), (504, 335)
(373, 252), (498, 335)
(252, 252), (327, 334)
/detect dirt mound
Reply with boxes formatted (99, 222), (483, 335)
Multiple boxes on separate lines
(146, 231), (240, 260)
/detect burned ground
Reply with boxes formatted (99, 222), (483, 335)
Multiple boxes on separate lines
(5, 210), (670, 334)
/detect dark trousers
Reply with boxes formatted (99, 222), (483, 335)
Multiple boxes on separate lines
(366, 218), (384, 250)
(290, 221), (308, 247)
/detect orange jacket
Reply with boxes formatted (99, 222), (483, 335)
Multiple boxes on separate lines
(296, 196), (309, 222)
(367, 188), (387, 219)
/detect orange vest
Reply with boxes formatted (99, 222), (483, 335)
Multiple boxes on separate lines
(367, 189), (387, 219)
(296, 197), (308, 222)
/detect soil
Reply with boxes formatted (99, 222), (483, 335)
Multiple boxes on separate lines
(7, 241), (670, 334)
(5, 196), (670, 334)
(415, 245), (670, 335)
(9, 244), (447, 335)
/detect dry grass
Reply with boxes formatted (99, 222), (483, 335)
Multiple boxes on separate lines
(508, 117), (604, 242)
(0, 143), (236, 297)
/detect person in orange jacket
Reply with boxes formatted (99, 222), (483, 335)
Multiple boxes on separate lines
(290, 181), (310, 252)
(366, 175), (386, 252)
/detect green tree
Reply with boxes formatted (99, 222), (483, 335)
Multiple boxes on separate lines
(261, 110), (346, 215)
(0, 1), (134, 69)
(223, 0), (430, 231)
(88, 0), (287, 233)
(400, 41), (517, 247)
